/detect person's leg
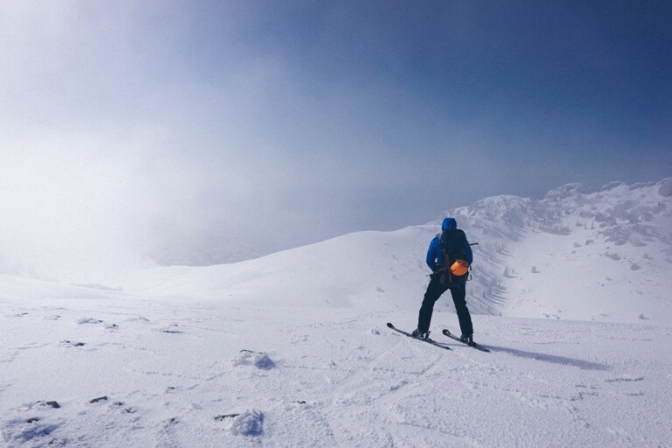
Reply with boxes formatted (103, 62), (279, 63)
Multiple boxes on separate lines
(417, 275), (449, 333)
(450, 285), (473, 337)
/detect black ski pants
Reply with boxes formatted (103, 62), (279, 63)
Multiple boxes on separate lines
(417, 274), (473, 336)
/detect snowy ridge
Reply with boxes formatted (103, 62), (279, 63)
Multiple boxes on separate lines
(115, 178), (672, 324)
(442, 178), (672, 323)
(116, 226), (437, 310)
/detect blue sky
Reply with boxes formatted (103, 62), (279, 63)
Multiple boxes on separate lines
(1, 1), (671, 263)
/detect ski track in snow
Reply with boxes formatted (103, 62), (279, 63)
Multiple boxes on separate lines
(1, 291), (671, 448)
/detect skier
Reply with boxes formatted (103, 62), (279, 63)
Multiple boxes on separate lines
(412, 217), (475, 344)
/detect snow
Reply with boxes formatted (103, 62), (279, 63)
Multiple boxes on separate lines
(1, 179), (671, 447)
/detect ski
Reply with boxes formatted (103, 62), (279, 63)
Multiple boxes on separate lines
(442, 329), (490, 352)
(387, 323), (452, 350)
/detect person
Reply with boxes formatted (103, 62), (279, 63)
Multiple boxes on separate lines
(412, 217), (475, 343)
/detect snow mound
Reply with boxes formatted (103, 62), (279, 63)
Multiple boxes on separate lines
(232, 350), (276, 370)
(230, 410), (264, 436)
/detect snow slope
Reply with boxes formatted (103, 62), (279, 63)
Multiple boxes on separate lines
(1, 179), (671, 447)
(1, 278), (671, 447)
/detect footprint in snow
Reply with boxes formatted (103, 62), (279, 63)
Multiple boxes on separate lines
(77, 317), (104, 324)
(76, 317), (119, 330)
(0, 401), (66, 446)
(604, 375), (646, 397)
(154, 416), (181, 448)
(605, 375), (644, 383)
(160, 323), (182, 334)
(0, 417), (65, 446)
(2, 396), (143, 447)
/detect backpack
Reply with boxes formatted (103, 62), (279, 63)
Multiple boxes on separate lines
(438, 229), (470, 277)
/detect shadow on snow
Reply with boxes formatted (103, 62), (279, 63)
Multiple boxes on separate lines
(486, 345), (610, 371)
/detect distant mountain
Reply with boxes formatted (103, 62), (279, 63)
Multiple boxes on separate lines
(441, 178), (672, 323)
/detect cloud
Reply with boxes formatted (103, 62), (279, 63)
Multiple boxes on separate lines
(2, 1), (670, 282)
(0, 128), (161, 280)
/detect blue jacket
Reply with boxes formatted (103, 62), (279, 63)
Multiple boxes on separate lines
(426, 217), (473, 272)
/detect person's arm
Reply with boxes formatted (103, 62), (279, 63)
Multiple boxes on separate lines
(426, 237), (440, 271)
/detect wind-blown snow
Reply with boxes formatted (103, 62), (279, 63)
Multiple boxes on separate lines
(1, 179), (671, 447)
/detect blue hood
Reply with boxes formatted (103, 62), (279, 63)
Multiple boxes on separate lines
(442, 217), (457, 231)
